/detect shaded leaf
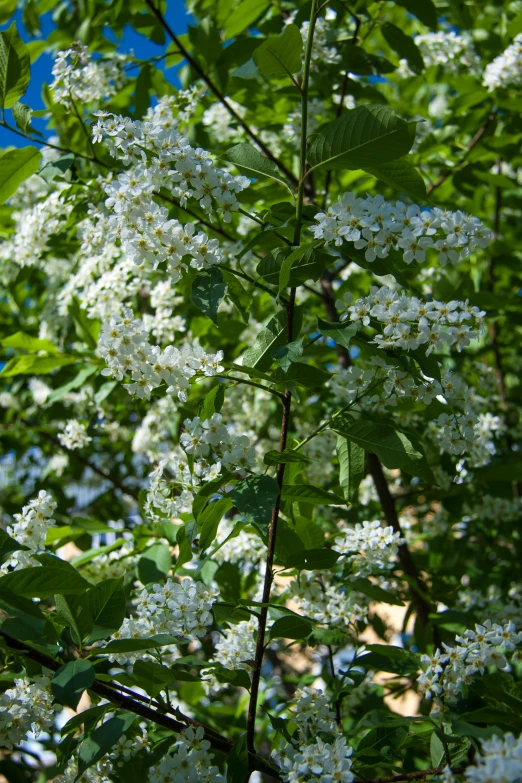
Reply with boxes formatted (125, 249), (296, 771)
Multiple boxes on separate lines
(308, 105), (416, 172)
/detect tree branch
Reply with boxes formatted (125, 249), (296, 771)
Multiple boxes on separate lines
(0, 632), (280, 778)
(246, 0), (319, 754)
(318, 271), (440, 647)
(21, 419), (139, 501)
(143, 0), (297, 186)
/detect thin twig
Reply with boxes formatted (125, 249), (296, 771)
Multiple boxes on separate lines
(426, 112), (496, 196)
(246, 0), (319, 754)
(0, 119), (109, 168)
(0, 632), (280, 778)
(143, 0), (297, 186)
(21, 419), (139, 501)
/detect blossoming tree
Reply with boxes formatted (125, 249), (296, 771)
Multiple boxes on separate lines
(1, 0), (522, 781)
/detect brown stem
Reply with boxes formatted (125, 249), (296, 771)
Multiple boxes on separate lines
(366, 453), (440, 646)
(0, 632), (280, 777)
(246, 346), (294, 753)
(21, 419), (139, 501)
(143, 0), (297, 186)
(426, 112), (496, 196)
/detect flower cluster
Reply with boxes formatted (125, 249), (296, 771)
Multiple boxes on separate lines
(464, 733), (522, 783)
(149, 727), (224, 783)
(418, 620), (522, 708)
(413, 31), (481, 74)
(2, 490), (57, 572)
(57, 418), (92, 450)
(144, 461), (194, 524)
(0, 676), (54, 749)
(483, 34), (522, 91)
(300, 16), (340, 66)
(328, 359), (440, 415)
(313, 193), (492, 267)
(51, 42), (123, 109)
(335, 520), (403, 575)
(214, 617), (257, 671)
(212, 518), (266, 568)
(273, 689), (354, 783)
(339, 286), (486, 354)
(291, 571), (366, 628)
(98, 308), (224, 401)
(292, 688), (338, 737)
(106, 577), (218, 664)
(466, 494), (522, 524)
(181, 413), (256, 472)
(0, 185), (72, 269)
(94, 102), (249, 231)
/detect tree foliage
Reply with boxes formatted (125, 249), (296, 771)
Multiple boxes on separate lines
(0, 1), (522, 782)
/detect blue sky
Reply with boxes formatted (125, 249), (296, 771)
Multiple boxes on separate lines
(0, 4), (190, 148)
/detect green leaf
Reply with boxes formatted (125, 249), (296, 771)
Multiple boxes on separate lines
(381, 23), (424, 74)
(1, 332), (58, 353)
(0, 146), (41, 204)
(224, 143), (292, 190)
(363, 158), (426, 201)
(38, 152), (75, 183)
(350, 577), (405, 607)
(359, 644), (420, 675)
(0, 22), (30, 109)
(0, 0), (17, 24)
(243, 307), (302, 371)
(77, 714), (135, 779)
(391, 0), (437, 29)
(336, 436), (365, 502)
(257, 247), (332, 287)
(191, 266), (227, 325)
(271, 362), (332, 388)
(221, 0), (271, 38)
(47, 365), (98, 404)
(192, 471), (235, 520)
(51, 660), (95, 710)
(333, 416), (433, 481)
(133, 660), (177, 697)
(308, 105), (416, 173)
(253, 23), (303, 77)
(0, 528), (23, 565)
(231, 475), (280, 526)
(0, 352), (78, 377)
(11, 101), (40, 134)
(221, 270), (251, 323)
(269, 615), (313, 641)
(272, 336), (305, 372)
(279, 244), (316, 291)
(68, 298), (100, 350)
(0, 565), (91, 598)
(341, 44), (396, 75)
(137, 544), (172, 584)
(198, 497), (233, 551)
(200, 384), (225, 421)
(281, 484), (345, 505)
(85, 578), (127, 643)
(55, 594), (93, 648)
(100, 634), (180, 654)
(263, 448), (312, 466)
(317, 319), (358, 350)
(226, 734), (250, 783)
(283, 548), (341, 570)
